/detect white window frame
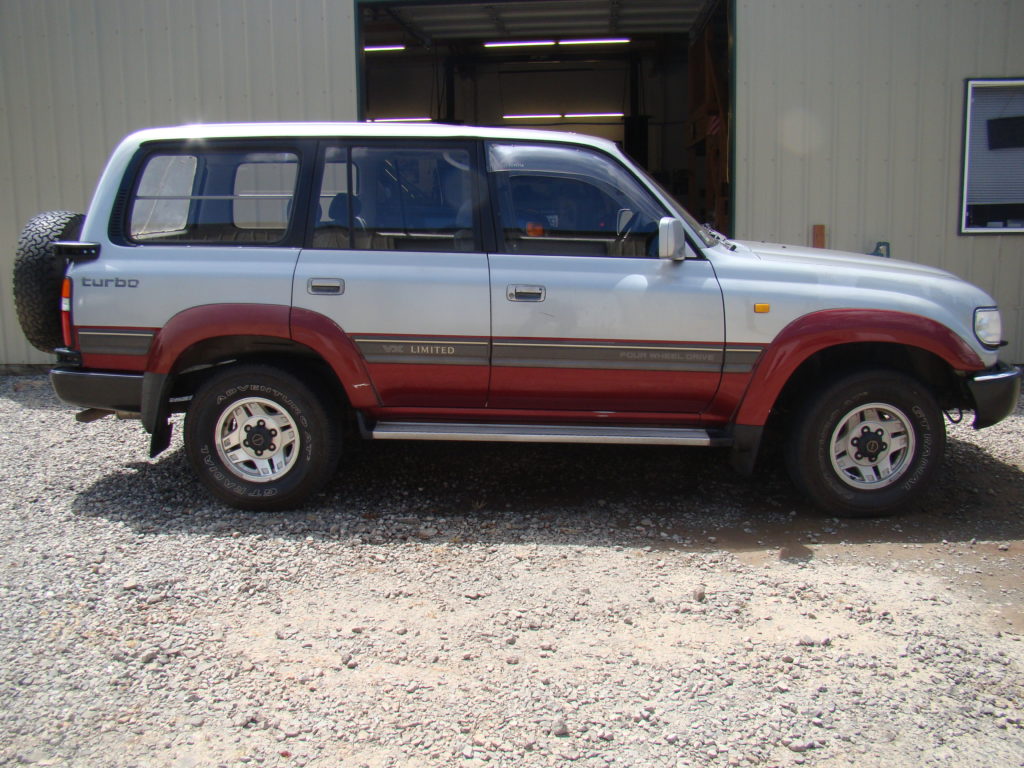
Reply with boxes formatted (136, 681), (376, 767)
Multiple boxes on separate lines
(960, 78), (1024, 235)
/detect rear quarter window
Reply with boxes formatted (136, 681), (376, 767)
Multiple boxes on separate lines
(127, 149), (300, 245)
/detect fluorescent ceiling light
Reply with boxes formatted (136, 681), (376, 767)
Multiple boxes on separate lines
(364, 44), (406, 52)
(370, 117), (432, 122)
(559, 38), (630, 45)
(484, 40), (555, 48)
(503, 113), (624, 120)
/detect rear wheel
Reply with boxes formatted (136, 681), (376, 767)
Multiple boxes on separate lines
(785, 370), (945, 517)
(184, 365), (341, 510)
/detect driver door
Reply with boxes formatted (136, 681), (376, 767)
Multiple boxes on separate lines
(486, 141), (725, 414)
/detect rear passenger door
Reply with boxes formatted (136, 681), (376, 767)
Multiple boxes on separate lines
(293, 141), (491, 408)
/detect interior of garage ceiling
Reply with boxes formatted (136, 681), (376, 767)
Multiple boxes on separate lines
(361, 0), (708, 43)
(359, 0), (731, 233)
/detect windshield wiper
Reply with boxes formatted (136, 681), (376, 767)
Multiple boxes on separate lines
(702, 222), (737, 251)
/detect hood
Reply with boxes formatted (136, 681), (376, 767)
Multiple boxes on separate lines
(733, 240), (958, 281)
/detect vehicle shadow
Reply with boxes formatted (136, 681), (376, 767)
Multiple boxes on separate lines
(69, 432), (1024, 553)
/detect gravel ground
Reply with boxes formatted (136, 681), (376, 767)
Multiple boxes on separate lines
(1, 373), (1022, 768)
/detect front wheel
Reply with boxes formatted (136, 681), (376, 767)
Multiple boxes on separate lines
(785, 370), (945, 517)
(184, 365), (341, 510)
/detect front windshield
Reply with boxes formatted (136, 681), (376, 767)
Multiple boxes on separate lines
(630, 163), (718, 249)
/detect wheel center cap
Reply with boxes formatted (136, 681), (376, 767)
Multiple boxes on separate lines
(850, 426), (887, 463)
(242, 420), (278, 457)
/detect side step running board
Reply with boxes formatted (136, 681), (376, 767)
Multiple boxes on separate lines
(371, 421), (731, 447)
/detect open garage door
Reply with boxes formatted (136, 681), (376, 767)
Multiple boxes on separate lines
(359, 0), (733, 232)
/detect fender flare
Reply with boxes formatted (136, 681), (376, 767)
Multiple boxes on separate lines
(732, 308), (984, 429)
(140, 304), (377, 456)
(290, 306), (378, 408)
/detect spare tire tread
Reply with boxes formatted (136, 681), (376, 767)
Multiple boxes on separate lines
(13, 210), (85, 353)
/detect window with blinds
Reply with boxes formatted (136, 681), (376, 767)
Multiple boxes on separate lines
(961, 79), (1024, 234)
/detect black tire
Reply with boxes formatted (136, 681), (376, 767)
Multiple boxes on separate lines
(184, 365), (341, 511)
(13, 210), (85, 352)
(785, 369), (945, 517)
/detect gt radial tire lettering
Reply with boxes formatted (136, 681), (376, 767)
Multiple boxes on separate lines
(899, 406), (932, 490)
(200, 436), (280, 497)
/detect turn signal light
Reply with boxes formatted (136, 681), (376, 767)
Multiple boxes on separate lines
(61, 277), (73, 347)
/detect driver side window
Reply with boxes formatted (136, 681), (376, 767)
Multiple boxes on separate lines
(487, 142), (665, 257)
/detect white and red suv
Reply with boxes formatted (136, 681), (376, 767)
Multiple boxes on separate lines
(13, 123), (1020, 515)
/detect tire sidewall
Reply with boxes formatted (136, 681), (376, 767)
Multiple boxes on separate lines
(790, 373), (944, 516)
(185, 369), (336, 510)
(13, 211), (85, 352)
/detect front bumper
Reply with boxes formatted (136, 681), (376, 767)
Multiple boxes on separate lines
(967, 362), (1021, 429)
(50, 367), (143, 413)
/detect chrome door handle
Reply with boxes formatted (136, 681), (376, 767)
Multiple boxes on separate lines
(507, 284), (546, 302)
(307, 278), (344, 295)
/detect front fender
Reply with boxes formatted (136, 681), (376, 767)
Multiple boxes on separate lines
(733, 308), (984, 427)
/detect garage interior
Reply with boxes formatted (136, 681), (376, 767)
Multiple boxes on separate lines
(359, 0), (731, 232)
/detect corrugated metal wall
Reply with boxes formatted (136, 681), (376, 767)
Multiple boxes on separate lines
(733, 0), (1024, 362)
(0, 0), (358, 366)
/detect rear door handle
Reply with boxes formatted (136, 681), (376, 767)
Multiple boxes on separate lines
(307, 278), (344, 295)
(507, 284), (546, 302)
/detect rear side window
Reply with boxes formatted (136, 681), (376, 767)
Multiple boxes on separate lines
(130, 155), (196, 237)
(128, 149), (299, 244)
(312, 144), (477, 252)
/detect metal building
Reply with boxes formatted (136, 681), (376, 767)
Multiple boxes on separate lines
(1, 0), (1022, 365)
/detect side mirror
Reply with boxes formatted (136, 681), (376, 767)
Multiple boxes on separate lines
(657, 217), (693, 260)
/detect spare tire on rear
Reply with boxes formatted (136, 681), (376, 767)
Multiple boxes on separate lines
(13, 210), (85, 353)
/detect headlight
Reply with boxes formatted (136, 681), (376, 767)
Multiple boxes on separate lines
(974, 307), (1002, 347)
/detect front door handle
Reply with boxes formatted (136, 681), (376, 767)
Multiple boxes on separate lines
(307, 278), (345, 295)
(507, 284), (546, 302)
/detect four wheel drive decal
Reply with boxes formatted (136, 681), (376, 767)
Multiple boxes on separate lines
(493, 339), (763, 373)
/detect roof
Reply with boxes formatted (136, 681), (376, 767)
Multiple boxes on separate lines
(126, 122), (621, 153)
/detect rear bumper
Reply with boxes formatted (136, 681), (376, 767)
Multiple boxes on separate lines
(50, 367), (143, 413)
(967, 362), (1021, 429)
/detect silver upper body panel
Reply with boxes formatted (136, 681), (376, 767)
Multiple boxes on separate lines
(70, 122), (1001, 372)
(709, 239), (999, 367)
